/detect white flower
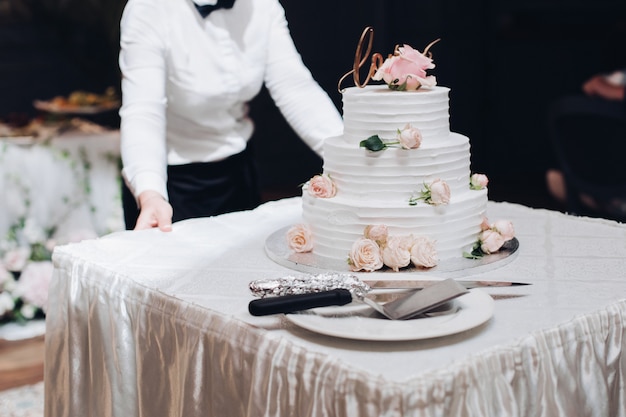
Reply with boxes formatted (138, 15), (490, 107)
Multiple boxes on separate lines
(20, 303), (37, 320)
(0, 292), (15, 316)
(22, 218), (47, 244)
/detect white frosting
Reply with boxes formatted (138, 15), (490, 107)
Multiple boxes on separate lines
(301, 84), (488, 262)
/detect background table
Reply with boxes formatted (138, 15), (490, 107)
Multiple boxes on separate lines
(44, 198), (626, 417)
(0, 130), (124, 242)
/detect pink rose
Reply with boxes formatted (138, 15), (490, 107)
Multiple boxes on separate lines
(428, 179), (451, 206)
(470, 173), (489, 190)
(381, 236), (411, 272)
(397, 124), (422, 149)
(348, 238), (383, 272)
(479, 229), (505, 254)
(3, 247), (31, 272)
(286, 224), (314, 253)
(14, 261), (54, 311)
(410, 236), (439, 268)
(363, 224), (388, 246)
(372, 44), (437, 91)
(307, 174), (336, 198)
(492, 220), (515, 241)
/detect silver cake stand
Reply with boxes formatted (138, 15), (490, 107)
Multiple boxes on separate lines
(265, 226), (519, 278)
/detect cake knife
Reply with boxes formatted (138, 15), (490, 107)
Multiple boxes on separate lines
(249, 273), (530, 299)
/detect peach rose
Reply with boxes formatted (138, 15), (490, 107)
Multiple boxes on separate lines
(307, 174), (336, 198)
(480, 216), (491, 231)
(470, 173), (489, 190)
(363, 224), (389, 246)
(381, 236), (411, 272)
(348, 238), (383, 272)
(492, 220), (515, 241)
(429, 179), (451, 206)
(479, 229), (505, 254)
(397, 124), (422, 149)
(410, 236), (439, 268)
(286, 224), (314, 253)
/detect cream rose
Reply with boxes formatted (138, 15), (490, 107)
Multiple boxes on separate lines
(492, 220), (515, 241)
(479, 229), (505, 254)
(348, 238), (383, 272)
(286, 224), (314, 253)
(307, 174), (336, 198)
(363, 224), (389, 246)
(429, 179), (451, 206)
(381, 236), (411, 272)
(397, 124), (422, 149)
(410, 236), (439, 268)
(470, 173), (489, 190)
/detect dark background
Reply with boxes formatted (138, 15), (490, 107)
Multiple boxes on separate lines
(1, 0), (625, 209)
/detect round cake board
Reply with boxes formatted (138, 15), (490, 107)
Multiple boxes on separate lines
(265, 226), (519, 278)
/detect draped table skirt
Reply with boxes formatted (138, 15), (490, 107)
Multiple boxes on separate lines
(44, 198), (626, 417)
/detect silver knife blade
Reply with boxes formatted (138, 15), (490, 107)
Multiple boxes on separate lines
(362, 279), (531, 290)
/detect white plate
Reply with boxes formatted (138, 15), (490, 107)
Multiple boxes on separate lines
(285, 289), (493, 341)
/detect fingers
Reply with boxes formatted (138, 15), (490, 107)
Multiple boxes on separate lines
(135, 192), (174, 232)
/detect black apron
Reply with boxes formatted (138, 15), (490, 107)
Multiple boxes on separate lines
(122, 147), (260, 229)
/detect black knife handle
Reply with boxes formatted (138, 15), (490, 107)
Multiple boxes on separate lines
(248, 289), (353, 316)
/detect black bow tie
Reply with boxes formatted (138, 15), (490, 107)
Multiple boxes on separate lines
(194, 0), (235, 18)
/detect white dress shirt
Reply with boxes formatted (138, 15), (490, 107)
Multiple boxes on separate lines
(119, 0), (343, 200)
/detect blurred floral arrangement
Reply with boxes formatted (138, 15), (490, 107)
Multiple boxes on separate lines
(0, 217), (98, 324)
(0, 219), (55, 323)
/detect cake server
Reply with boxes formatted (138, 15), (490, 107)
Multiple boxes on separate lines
(248, 278), (469, 319)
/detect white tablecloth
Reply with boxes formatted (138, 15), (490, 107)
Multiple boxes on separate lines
(44, 198), (626, 417)
(0, 131), (124, 240)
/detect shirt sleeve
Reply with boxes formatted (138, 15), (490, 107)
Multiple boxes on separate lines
(118, 0), (169, 202)
(261, 1), (343, 156)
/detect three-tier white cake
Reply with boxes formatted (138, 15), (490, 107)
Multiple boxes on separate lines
(300, 84), (488, 263)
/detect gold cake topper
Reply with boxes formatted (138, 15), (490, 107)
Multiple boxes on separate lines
(338, 26), (440, 93)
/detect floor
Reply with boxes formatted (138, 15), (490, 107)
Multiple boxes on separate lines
(0, 173), (564, 394)
(0, 336), (44, 391)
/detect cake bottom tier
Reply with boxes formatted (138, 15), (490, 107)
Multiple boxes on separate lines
(302, 189), (488, 262)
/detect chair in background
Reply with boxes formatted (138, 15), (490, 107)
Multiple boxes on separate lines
(548, 95), (626, 222)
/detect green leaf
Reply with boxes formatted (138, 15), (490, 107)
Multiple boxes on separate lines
(359, 135), (387, 152)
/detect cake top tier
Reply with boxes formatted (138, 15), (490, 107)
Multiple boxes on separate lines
(341, 85), (451, 142)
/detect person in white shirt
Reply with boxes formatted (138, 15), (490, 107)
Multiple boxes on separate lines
(119, 0), (343, 231)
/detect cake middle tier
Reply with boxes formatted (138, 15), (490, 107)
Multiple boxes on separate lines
(322, 132), (472, 201)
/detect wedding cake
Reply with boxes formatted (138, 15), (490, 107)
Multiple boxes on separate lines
(286, 28), (514, 272)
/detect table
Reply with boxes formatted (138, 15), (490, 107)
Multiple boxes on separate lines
(44, 198), (626, 417)
(0, 130), (124, 241)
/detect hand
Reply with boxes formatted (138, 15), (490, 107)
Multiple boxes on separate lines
(136, 190), (173, 232)
(582, 75), (625, 101)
